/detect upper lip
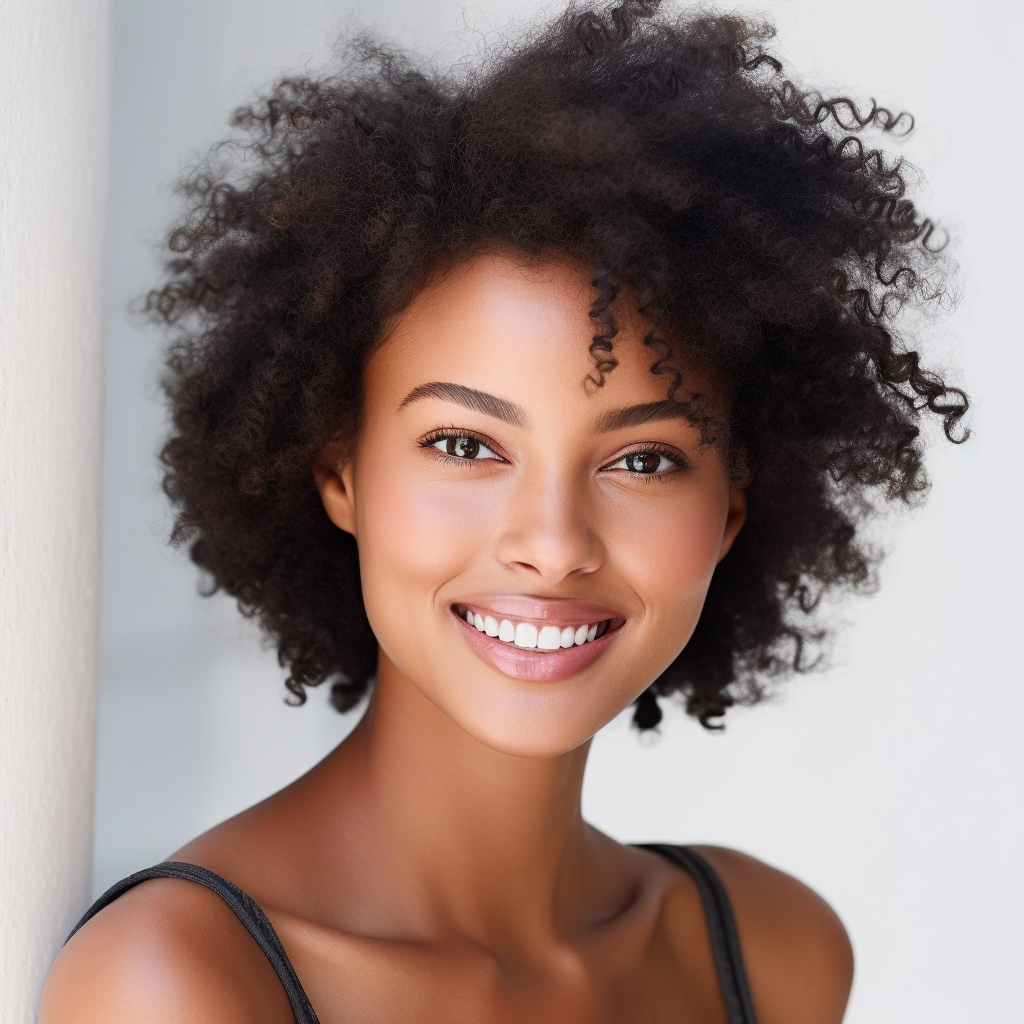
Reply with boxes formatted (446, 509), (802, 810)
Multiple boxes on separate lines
(452, 595), (624, 627)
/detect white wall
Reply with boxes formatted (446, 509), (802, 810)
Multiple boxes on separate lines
(96, 3), (1022, 1023)
(0, 3), (110, 1022)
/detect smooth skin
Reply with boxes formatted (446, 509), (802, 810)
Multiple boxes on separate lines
(41, 253), (853, 1023)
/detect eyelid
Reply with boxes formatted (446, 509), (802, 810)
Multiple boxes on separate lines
(599, 441), (692, 472)
(418, 426), (509, 461)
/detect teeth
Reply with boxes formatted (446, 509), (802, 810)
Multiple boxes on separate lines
(538, 625), (561, 650)
(514, 622), (538, 648)
(462, 608), (610, 652)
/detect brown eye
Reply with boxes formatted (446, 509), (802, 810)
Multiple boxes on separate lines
(624, 451), (668, 473)
(447, 436), (480, 459)
(428, 434), (501, 461)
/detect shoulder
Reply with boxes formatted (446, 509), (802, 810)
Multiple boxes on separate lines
(39, 872), (295, 1024)
(661, 845), (853, 1024)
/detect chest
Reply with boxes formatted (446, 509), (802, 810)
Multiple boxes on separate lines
(275, 914), (729, 1024)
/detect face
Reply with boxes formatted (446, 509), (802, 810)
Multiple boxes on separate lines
(315, 252), (745, 757)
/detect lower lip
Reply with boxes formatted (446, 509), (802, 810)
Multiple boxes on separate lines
(453, 612), (622, 682)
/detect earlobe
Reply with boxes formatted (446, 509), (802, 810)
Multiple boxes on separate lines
(717, 485), (747, 563)
(312, 459), (358, 536)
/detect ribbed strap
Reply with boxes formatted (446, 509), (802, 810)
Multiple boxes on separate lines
(66, 861), (320, 1024)
(638, 844), (759, 1024)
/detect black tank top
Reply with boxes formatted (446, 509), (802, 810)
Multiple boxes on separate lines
(67, 844), (757, 1024)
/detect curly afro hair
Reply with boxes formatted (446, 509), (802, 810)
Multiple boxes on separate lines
(153, 0), (968, 730)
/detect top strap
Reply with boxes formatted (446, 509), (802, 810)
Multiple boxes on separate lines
(638, 844), (759, 1024)
(66, 861), (320, 1024)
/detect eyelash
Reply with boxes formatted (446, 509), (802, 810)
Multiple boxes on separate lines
(419, 427), (505, 466)
(420, 429), (690, 478)
(601, 444), (692, 481)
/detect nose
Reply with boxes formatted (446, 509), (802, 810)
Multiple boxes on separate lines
(494, 468), (603, 584)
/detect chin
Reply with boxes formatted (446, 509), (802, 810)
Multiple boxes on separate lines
(376, 618), (684, 759)
(436, 674), (638, 759)
(457, 714), (598, 759)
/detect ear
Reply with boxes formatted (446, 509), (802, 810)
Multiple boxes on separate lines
(717, 485), (747, 563)
(312, 456), (357, 537)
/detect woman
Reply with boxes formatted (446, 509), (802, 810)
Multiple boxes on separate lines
(41, 1), (967, 1021)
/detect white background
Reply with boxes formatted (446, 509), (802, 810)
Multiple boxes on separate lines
(96, 2), (1022, 1022)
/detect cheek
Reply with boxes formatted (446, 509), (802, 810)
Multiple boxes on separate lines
(353, 452), (498, 615)
(606, 485), (728, 624)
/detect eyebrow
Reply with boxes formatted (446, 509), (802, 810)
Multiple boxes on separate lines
(595, 400), (693, 433)
(398, 381), (529, 428)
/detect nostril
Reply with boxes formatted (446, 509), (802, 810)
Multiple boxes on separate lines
(501, 560), (545, 577)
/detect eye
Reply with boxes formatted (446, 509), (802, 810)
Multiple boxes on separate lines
(604, 449), (684, 475)
(430, 435), (501, 461)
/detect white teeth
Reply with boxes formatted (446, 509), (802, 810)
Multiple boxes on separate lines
(463, 608), (610, 651)
(516, 622), (540, 647)
(514, 622), (538, 648)
(537, 625), (561, 650)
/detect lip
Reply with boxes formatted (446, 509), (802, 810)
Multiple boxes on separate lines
(452, 607), (625, 682)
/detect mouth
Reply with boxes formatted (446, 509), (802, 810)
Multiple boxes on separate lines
(454, 604), (616, 650)
(451, 601), (625, 682)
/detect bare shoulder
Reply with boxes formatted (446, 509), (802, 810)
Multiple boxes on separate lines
(39, 875), (294, 1024)
(687, 845), (854, 1024)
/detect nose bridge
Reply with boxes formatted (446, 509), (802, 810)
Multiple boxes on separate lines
(495, 457), (601, 581)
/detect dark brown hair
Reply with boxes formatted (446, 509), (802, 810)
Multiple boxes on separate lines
(153, 0), (968, 729)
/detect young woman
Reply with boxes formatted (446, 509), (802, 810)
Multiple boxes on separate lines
(41, 2), (967, 1021)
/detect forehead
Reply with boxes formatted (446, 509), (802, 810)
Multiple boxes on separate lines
(366, 252), (681, 416)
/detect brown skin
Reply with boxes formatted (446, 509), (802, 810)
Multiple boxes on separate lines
(41, 254), (853, 1023)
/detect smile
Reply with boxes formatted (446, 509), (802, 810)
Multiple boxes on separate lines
(450, 601), (625, 682)
(455, 605), (611, 651)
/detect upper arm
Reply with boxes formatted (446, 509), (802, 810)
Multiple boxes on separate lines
(39, 879), (294, 1024)
(693, 845), (854, 1024)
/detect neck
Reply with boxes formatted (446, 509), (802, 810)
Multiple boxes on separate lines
(302, 655), (627, 947)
